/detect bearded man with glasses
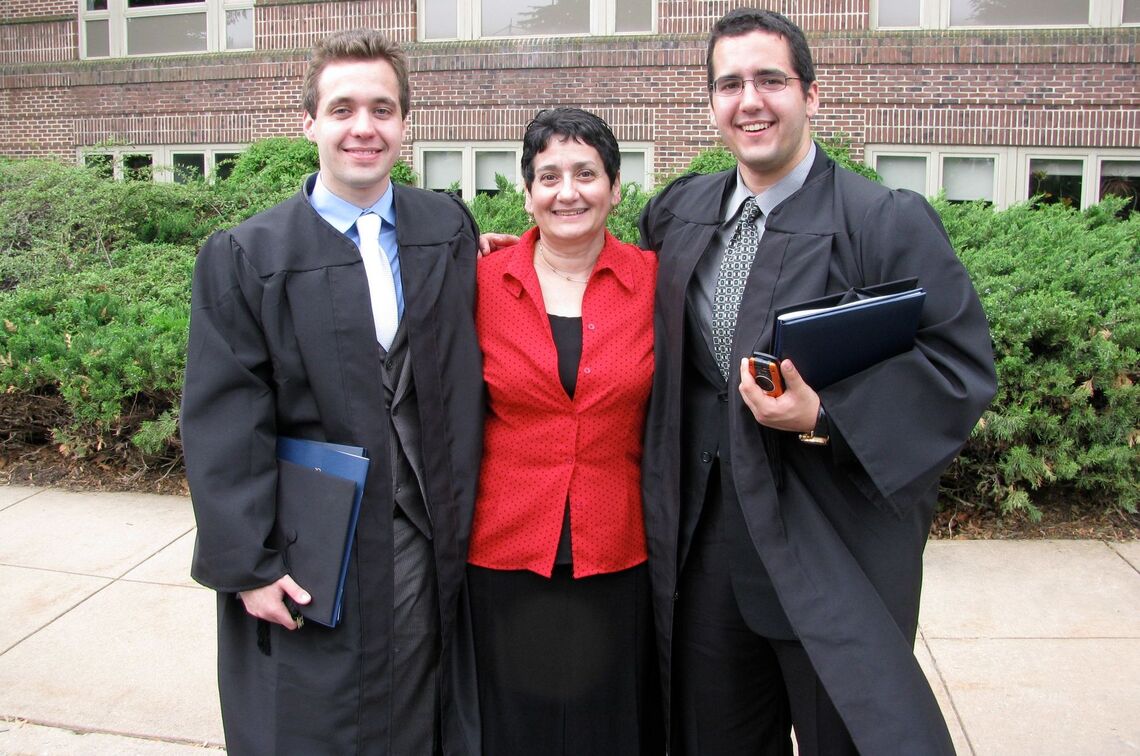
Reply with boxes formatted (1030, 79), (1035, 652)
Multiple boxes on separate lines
(637, 8), (997, 756)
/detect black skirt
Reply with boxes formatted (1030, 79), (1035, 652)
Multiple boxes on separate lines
(467, 562), (664, 756)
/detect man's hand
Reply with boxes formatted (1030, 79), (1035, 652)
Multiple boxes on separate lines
(738, 357), (820, 433)
(477, 233), (520, 257)
(237, 575), (311, 630)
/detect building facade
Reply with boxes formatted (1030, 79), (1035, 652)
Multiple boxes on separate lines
(2, 0), (1138, 209)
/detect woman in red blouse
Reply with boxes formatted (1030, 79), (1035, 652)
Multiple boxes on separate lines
(468, 108), (662, 754)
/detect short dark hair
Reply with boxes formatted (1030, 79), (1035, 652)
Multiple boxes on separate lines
(706, 8), (816, 97)
(521, 108), (621, 188)
(302, 29), (411, 119)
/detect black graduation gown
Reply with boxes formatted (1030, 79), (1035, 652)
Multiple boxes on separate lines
(638, 149), (997, 755)
(182, 177), (483, 755)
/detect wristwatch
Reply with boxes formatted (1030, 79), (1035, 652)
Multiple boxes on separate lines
(799, 405), (830, 446)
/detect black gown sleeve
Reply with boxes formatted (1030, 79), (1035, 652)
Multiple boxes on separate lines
(182, 229), (286, 593)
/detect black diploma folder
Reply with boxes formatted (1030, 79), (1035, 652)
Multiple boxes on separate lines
(275, 437), (370, 627)
(773, 279), (926, 390)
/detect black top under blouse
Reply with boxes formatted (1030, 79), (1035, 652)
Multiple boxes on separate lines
(548, 314), (582, 565)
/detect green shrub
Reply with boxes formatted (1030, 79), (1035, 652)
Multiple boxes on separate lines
(686, 145), (738, 175)
(220, 137), (319, 202)
(467, 175), (533, 237)
(939, 197), (1140, 516)
(465, 173), (649, 245)
(0, 243), (192, 456)
(1, 139), (1136, 521)
(0, 140), (414, 462)
(608, 182), (651, 244)
(217, 137), (416, 218)
(679, 135), (882, 183)
(0, 158), (245, 286)
(0, 158), (140, 284)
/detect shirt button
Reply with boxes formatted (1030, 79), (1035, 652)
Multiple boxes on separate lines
(583, 367), (592, 374)
(700, 451), (713, 463)
(587, 323), (596, 330)
(565, 457), (573, 465)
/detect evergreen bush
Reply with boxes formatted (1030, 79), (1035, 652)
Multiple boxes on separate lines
(1, 140), (1136, 518)
(938, 197), (1139, 516)
(676, 135), (882, 183)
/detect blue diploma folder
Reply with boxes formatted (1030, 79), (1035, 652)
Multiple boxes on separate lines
(773, 282), (926, 390)
(275, 437), (370, 627)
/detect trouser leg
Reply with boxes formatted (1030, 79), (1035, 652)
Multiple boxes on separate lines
(391, 511), (440, 756)
(673, 558), (793, 756)
(771, 639), (858, 756)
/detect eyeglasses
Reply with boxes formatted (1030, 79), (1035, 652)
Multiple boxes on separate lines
(710, 75), (802, 97)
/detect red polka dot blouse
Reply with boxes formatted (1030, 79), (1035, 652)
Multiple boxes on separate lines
(468, 228), (656, 578)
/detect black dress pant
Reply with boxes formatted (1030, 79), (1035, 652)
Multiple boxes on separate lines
(391, 511), (441, 756)
(673, 463), (857, 756)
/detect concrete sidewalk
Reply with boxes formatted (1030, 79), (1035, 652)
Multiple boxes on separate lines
(0, 485), (1137, 754)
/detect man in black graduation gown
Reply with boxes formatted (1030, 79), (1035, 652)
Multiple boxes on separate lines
(638, 9), (996, 755)
(182, 30), (482, 755)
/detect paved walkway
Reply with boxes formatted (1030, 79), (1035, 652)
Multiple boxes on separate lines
(0, 484), (1137, 754)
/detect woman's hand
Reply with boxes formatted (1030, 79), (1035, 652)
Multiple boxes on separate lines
(478, 233), (520, 257)
(738, 357), (820, 433)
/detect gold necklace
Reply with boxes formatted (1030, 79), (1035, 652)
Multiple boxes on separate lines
(536, 239), (591, 284)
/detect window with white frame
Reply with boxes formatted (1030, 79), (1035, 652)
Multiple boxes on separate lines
(80, 145), (244, 182)
(80, 0), (253, 59)
(415, 141), (653, 198)
(419, 0), (653, 40)
(866, 145), (1140, 213)
(873, 0), (1131, 28)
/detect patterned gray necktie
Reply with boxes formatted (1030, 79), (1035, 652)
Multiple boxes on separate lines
(712, 197), (762, 379)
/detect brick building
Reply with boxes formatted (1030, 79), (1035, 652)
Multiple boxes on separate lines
(2, 0), (1137, 209)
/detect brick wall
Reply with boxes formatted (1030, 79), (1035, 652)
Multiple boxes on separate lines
(0, 0), (1136, 178)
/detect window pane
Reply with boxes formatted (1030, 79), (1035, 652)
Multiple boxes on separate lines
(877, 0), (920, 27)
(950, 0), (1087, 26)
(482, 0), (589, 37)
(215, 153), (240, 180)
(475, 151), (516, 194)
(85, 154), (113, 179)
(943, 157), (994, 202)
(128, 0), (201, 6)
(87, 0), (108, 9)
(127, 13), (208, 55)
(1100, 161), (1140, 217)
(85, 20), (110, 57)
(424, 151), (463, 194)
(226, 9), (253, 50)
(1028, 158), (1082, 207)
(619, 151), (646, 188)
(172, 153), (206, 183)
(615, 0), (652, 32)
(124, 154), (154, 181)
(876, 155), (927, 193)
(1125, 0), (1140, 23)
(423, 0), (458, 38)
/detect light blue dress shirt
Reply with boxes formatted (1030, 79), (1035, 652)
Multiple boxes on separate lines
(308, 174), (405, 318)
